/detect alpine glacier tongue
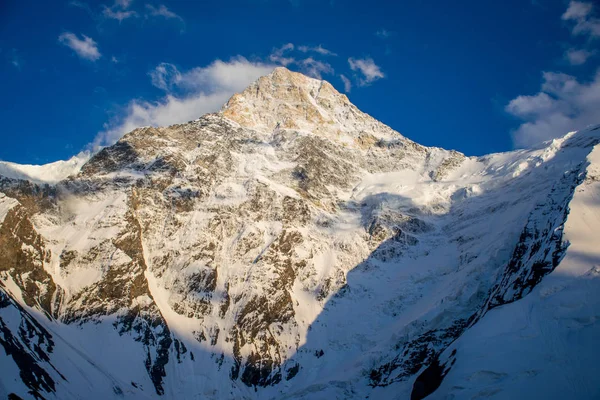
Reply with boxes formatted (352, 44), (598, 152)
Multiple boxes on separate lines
(0, 68), (598, 400)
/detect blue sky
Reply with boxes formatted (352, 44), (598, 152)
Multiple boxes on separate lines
(1, 0), (599, 164)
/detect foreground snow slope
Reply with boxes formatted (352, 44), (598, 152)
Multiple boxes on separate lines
(0, 68), (598, 399)
(426, 140), (600, 400)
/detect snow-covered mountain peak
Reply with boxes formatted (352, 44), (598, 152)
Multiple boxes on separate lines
(0, 68), (599, 400)
(75, 68), (418, 181)
(220, 66), (403, 144)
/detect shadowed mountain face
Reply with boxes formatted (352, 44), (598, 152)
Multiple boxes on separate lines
(0, 68), (599, 400)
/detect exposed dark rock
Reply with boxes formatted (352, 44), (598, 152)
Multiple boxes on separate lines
(0, 206), (58, 318)
(0, 288), (58, 399)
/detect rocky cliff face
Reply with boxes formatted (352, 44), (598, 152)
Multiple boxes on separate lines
(0, 68), (599, 400)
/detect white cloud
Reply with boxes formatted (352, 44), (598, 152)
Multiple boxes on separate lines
(506, 70), (600, 147)
(93, 92), (231, 149)
(564, 48), (595, 65)
(340, 74), (351, 93)
(562, 1), (600, 38)
(297, 45), (337, 56)
(58, 32), (101, 61)
(348, 57), (384, 85)
(92, 57), (275, 149)
(149, 57), (276, 93)
(145, 4), (184, 23)
(506, 92), (557, 117)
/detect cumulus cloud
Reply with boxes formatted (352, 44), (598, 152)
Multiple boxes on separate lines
(562, 1), (600, 38)
(340, 74), (352, 93)
(506, 70), (600, 147)
(92, 57), (275, 149)
(58, 32), (101, 61)
(564, 48), (595, 65)
(348, 57), (384, 85)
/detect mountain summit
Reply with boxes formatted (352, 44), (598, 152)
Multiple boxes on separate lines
(221, 67), (400, 142)
(0, 69), (599, 400)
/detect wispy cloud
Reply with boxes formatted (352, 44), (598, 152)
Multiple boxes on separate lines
(562, 1), (600, 38)
(58, 32), (101, 61)
(145, 4), (184, 23)
(269, 43), (296, 66)
(268, 43), (335, 79)
(98, 0), (138, 22)
(7, 49), (22, 70)
(148, 63), (179, 90)
(93, 57), (275, 149)
(102, 6), (137, 22)
(298, 57), (333, 79)
(564, 48), (595, 65)
(69, 0), (93, 15)
(116, 0), (133, 7)
(73, 1), (184, 28)
(375, 29), (393, 39)
(506, 70), (600, 147)
(348, 57), (384, 85)
(297, 44), (337, 56)
(340, 74), (351, 93)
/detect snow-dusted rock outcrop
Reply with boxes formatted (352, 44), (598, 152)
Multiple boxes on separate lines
(0, 68), (598, 400)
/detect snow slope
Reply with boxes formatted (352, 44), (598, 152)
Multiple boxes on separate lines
(426, 137), (600, 400)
